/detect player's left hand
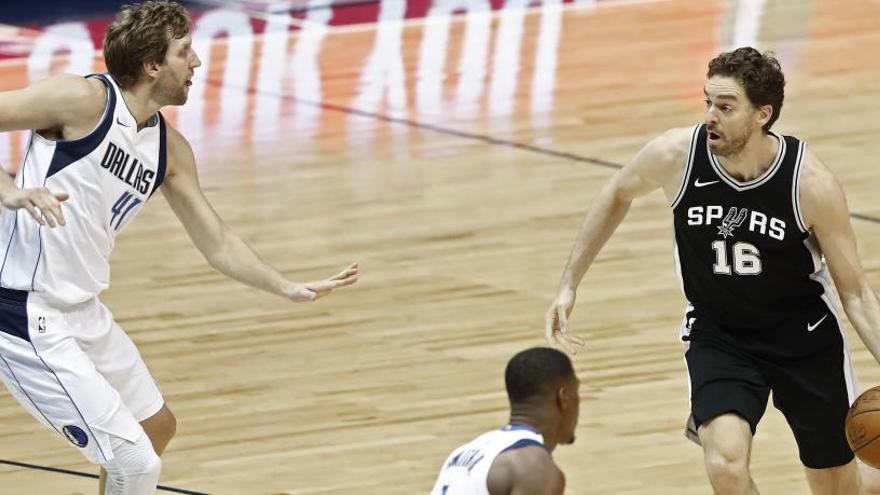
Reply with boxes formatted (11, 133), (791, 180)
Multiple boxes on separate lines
(284, 262), (359, 302)
(0, 186), (69, 228)
(545, 287), (586, 354)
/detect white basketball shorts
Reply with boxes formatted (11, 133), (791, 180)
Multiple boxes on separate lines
(0, 287), (164, 464)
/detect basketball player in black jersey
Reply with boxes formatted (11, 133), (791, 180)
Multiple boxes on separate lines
(545, 47), (880, 494)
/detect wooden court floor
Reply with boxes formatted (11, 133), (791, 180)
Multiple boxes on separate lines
(1, 0), (880, 493)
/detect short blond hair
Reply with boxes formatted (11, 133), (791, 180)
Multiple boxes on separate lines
(103, 1), (190, 89)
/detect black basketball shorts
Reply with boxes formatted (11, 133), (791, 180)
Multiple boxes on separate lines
(682, 309), (857, 469)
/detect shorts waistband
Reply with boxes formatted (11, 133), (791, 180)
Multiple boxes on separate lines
(0, 287), (29, 303)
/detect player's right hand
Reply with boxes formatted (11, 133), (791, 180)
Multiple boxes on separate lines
(545, 287), (585, 354)
(0, 186), (69, 228)
(284, 262), (359, 302)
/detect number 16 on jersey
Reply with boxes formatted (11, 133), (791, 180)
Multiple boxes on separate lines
(712, 240), (762, 275)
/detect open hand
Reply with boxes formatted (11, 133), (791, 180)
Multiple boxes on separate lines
(545, 287), (585, 354)
(285, 262), (359, 302)
(1, 186), (69, 228)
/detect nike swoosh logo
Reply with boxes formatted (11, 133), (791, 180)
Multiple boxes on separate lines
(807, 314), (828, 332)
(116, 117), (130, 127)
(694, 179), (719, 188)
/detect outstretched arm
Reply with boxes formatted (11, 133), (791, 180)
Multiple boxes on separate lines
(161, 124), (358, 301)
(800, 149), (880, 361)
(0, 74), (105, 227)
(545, 127), (692, 352)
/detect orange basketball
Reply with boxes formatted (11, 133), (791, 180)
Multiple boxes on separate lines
(846, 386), (880, 468)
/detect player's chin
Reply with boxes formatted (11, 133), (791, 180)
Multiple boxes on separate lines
(708, 142), (729, 157)
(562, 435), (576, 445)
(173, 87), (189, 105)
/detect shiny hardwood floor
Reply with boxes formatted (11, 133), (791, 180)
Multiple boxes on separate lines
(0, 0), (879, 493)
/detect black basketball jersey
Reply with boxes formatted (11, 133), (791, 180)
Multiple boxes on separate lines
(671, 124), (827, 332)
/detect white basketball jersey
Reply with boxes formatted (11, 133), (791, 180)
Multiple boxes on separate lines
(0, 74), (166, 306)
(430, 425), (545, 495)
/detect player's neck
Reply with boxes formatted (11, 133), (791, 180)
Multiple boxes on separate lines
(507, 411), (559, 451)
(119, 85), (162, 130)
(715, 132), (779, 182)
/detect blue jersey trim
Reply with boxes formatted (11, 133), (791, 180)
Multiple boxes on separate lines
(0, 200), (19, 288)
(0, 132), (34, 286)
(30, 342), (109, 463)
(500, 438), (546, 454)
(0, 354), (62, 437)
(29, 224), (42, 291)
(45, 74), (116, 179)
(0, 286), (28, 302)
(0, 287), (29, 341)
(501, 424), (541, 434)
(150, 112), (167, 197)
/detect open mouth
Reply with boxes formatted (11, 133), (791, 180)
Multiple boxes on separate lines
(707, 130), (722, 143)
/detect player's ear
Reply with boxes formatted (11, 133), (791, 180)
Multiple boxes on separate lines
(143, 60), (161, 82)
(756, 104), (772, 129)
(556, 377), (579, 411)
(556, 385), (567, 411)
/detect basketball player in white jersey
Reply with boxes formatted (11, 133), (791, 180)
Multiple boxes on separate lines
(545, 47), (880, 494)
(430, 347), (579, 495)
(0, 2), (358, 493)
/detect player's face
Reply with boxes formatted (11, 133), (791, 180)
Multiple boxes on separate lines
(156, 34), (201, 106)
(703, 76), (762, 157)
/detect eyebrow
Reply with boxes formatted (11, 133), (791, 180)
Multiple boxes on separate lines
(703, 89), (739, 101)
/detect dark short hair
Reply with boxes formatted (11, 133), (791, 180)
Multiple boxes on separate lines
(505, 347), (575, 404)
(707, 47), (785, 133)
(103, 1), (191, 89)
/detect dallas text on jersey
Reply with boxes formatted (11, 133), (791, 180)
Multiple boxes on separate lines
(99, 141), (155, 195)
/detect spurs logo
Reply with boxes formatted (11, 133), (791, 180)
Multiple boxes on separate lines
(717, 207), (748, 239)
